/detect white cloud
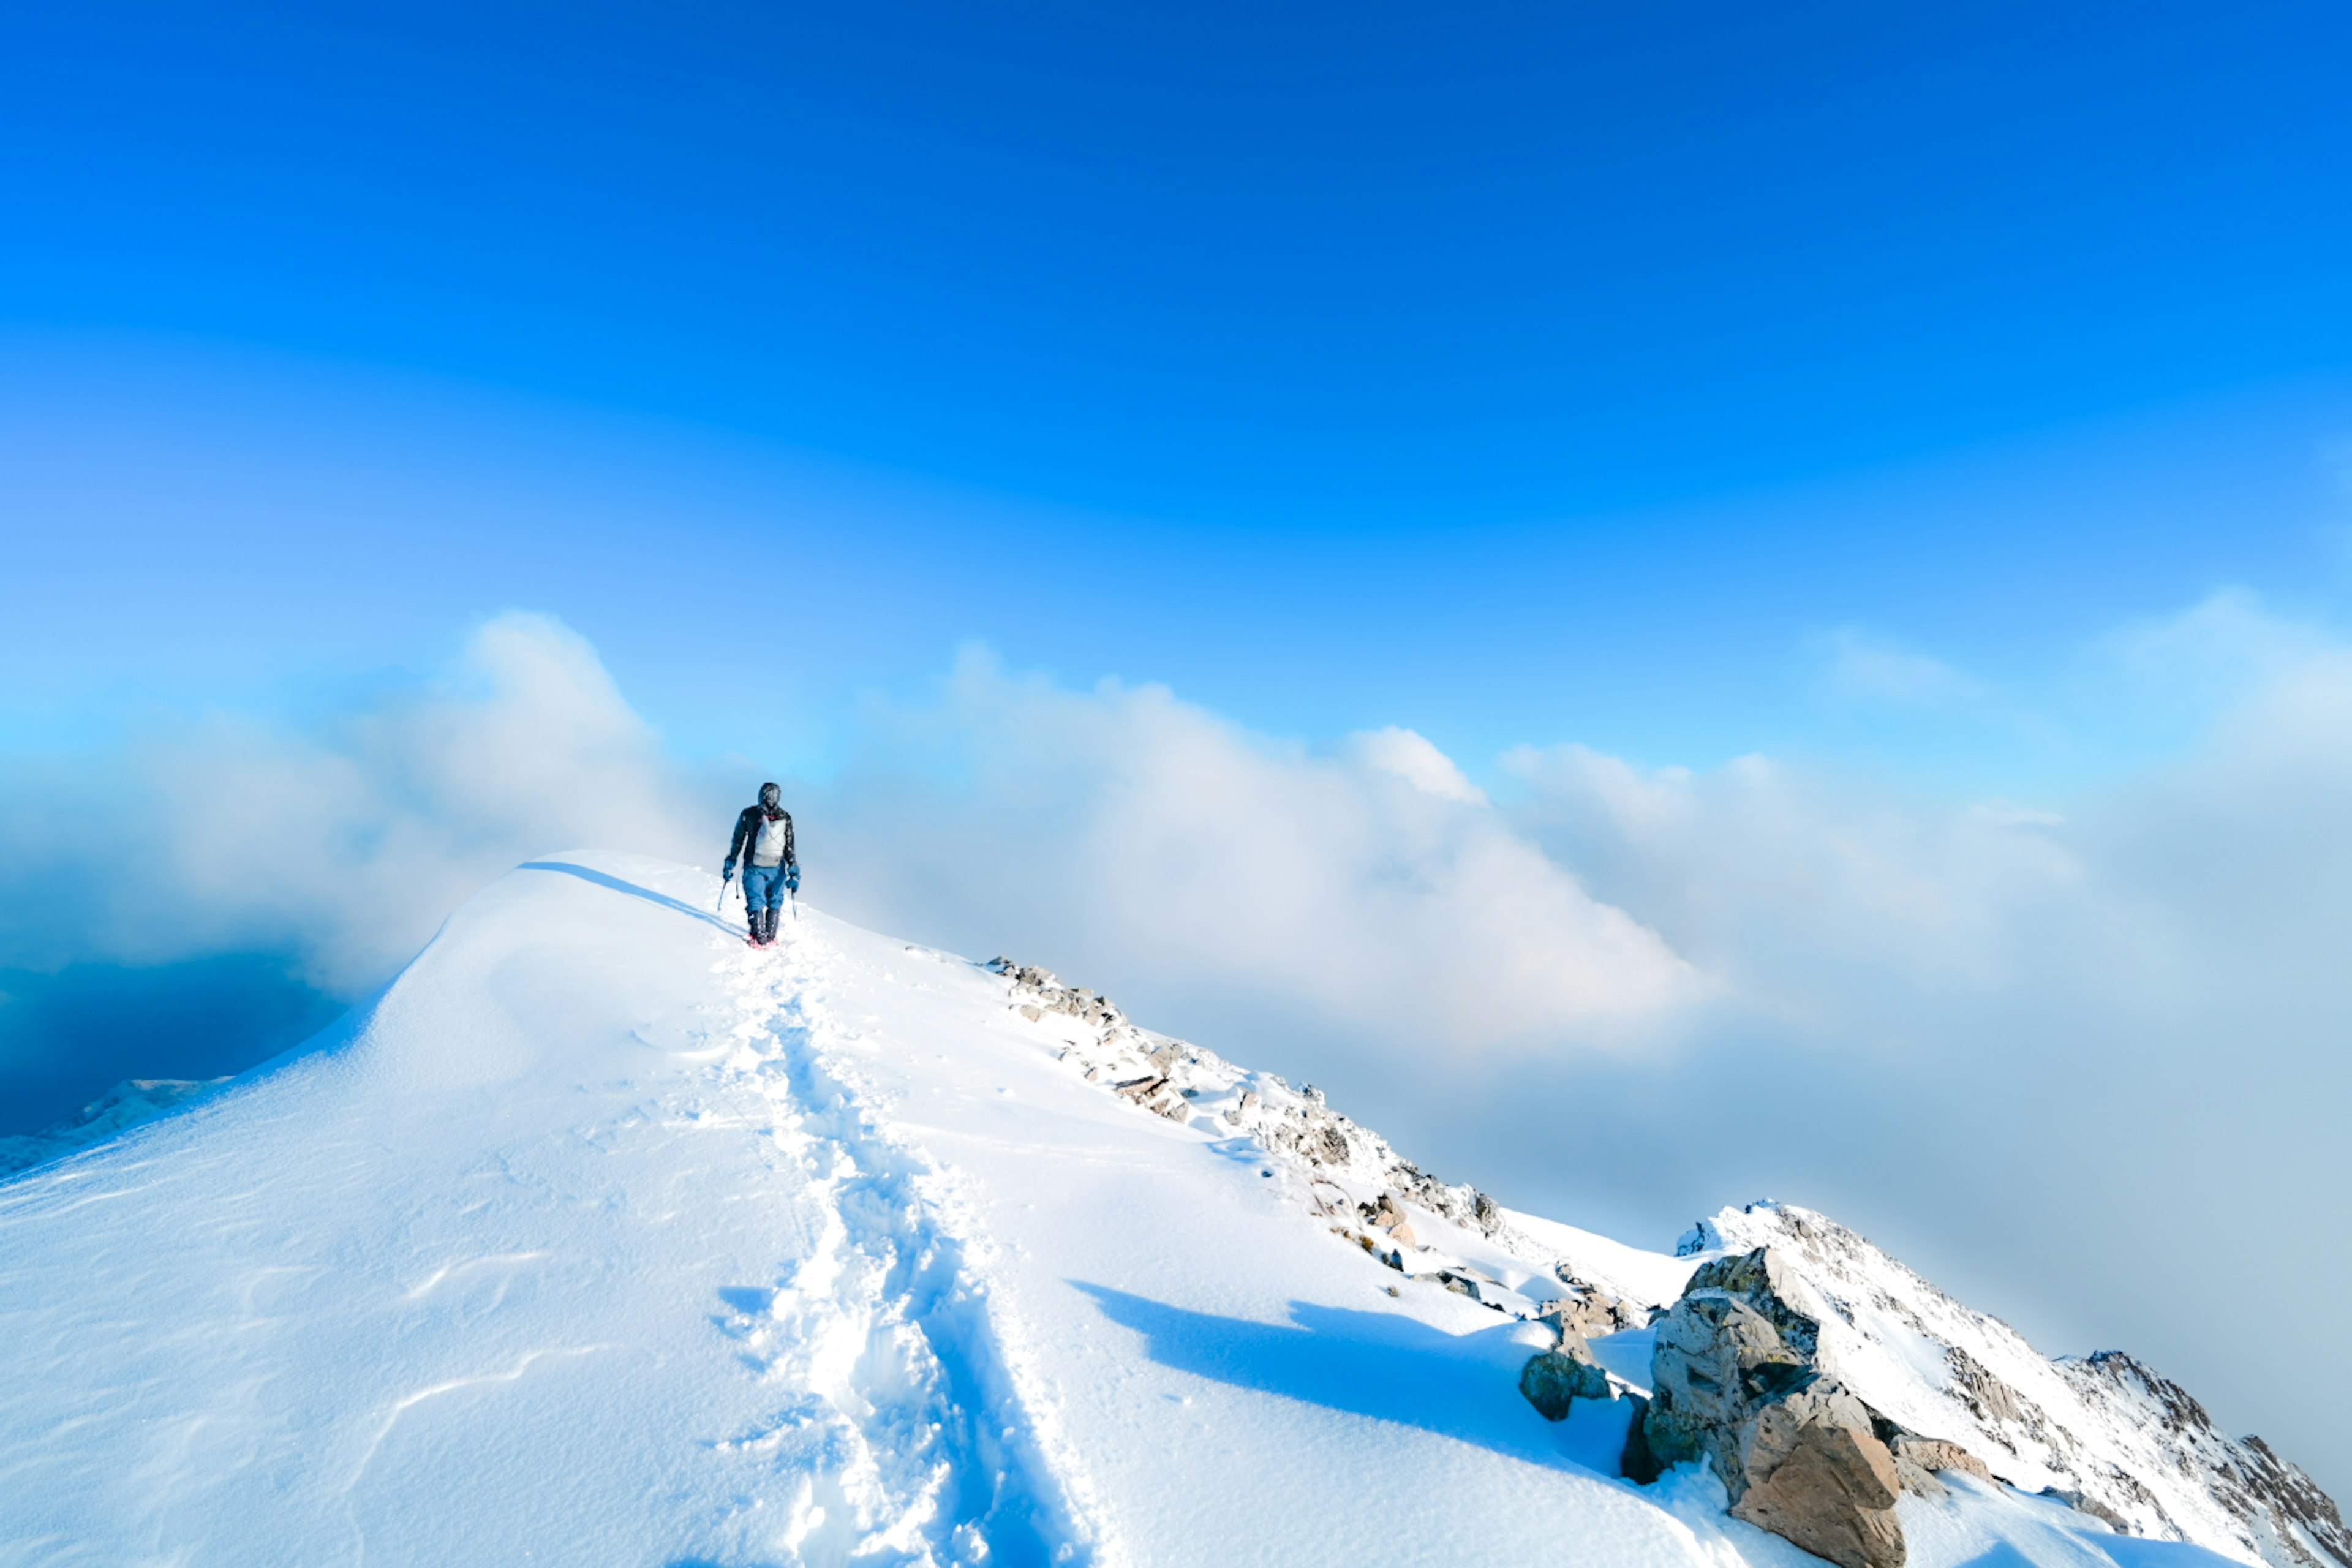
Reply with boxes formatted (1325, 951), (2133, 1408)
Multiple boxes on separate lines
(1349, 726), (1489, 804)
(1, 631), (1705, 1051)
(805, 651), (1703, 1053)
(1814, 626), (1982, 707)
(2095, 586), (2331, 699)
(1501, 741), (2082, 1021)
(0, 612), (712, 992)
(13, 595), (2349, 1080)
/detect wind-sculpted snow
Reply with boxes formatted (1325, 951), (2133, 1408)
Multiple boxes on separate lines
(0, 853), (2331, 1568)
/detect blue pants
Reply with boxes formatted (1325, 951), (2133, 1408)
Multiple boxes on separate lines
(743, 862), (796, 916)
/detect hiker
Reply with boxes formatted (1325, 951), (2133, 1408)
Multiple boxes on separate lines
(723, 782), (798, 947)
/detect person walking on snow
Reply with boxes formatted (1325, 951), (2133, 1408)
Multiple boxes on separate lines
(725, 782), (798, 947)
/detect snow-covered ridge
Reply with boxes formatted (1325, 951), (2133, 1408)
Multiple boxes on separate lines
(1003, 956), (2347, 1568)
(1, 856), (2337, 1568)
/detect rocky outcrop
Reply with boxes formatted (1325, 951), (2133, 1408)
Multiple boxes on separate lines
(1883, 1431), (1992, 1496)
(1641, 1242), (2149, 1566)
(1520, 1344), (1611, 1421)
(1686, 1202), (2352, 1568)
(1545, 1276), (1649, 1339)
(1645, 1248), (1907, 1568)
(1732, 1400), (1905, 1568)
(991, 957), (1528, 1248)
(1362, 1192), (1419, 1249)
(2064, 1352), (2352, 1568)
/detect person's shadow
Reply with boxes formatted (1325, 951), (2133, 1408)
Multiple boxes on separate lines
(519, 861), (742, 935)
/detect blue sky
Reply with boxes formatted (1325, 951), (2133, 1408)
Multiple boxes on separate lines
(9, 0), (2352, 1493)
(6, 1), (2352, 787)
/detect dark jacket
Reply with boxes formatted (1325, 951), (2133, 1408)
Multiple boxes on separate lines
(726, 807), (795, 875)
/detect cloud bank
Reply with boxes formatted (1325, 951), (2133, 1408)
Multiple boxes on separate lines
(0, 612), (712, 993)
(804, 654), (1703, 1056)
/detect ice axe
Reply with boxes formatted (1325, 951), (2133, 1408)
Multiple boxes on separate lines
(716, 868), (734, 914)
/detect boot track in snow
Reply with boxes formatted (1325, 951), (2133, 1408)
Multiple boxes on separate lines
(705, 921), (1106, 1567)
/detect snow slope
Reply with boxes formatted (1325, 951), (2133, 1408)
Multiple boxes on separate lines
(0, 853), (2319, 1567)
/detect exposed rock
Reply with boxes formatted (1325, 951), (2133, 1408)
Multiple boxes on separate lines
(1438, 1269), (1509, 1310)
(1688, 1200), (2352, 1568)
(1620, 1393), (1660, 1483)
(2040, 1486), (2133, 1533)
(1360, 1193), (1419, 1250)
(1645, 1247), (1906, 1568)
(1520, 1346), (1611, 1421)
(1545, 1276), (1649, 1339)
(1728, 1395), (1906, 1568)
(1894, 1435), (1991, 1484)
(2239, 1438), (2352, 1568)
(1946, 1343), (2027, 1427)
(1893, 1457), (1947, 1500)
(1872, 1425), (1994, 1499)
(995, 956), (1531, 1249)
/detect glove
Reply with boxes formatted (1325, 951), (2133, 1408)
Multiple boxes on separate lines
(722, 860), (736, 880)
(785, 862), (801, 892)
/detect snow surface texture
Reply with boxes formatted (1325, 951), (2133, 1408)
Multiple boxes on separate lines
(0, 853), (2323, 1567)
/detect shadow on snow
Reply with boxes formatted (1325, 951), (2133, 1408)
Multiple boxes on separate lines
(1070, 1280), (1600, 1472)
(519, 861), (743, 937)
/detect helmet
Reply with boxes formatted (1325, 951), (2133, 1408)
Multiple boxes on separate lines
(759, 782), (782, 812)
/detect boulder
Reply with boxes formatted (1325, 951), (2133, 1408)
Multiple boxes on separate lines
(1544, 1278), (1649, 1340)
(1890, 1455), (1947, 1500)
(1620, 1393), (1659, 1482)
(1520, 1346), (1611, 1421)
(2040, 1486), (2133, 1534)
(1362, 1193), (1419, 1250)
(1893, 1434), (1991, 1485)
(1645, 1247), (1907, 1568)
(1729, 1392), (1905, 1568)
